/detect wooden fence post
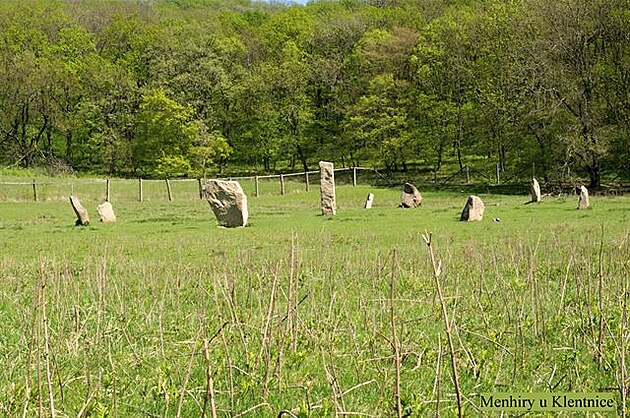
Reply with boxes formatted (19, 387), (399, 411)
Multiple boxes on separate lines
(138, 179), (143, 202)
(305, 171), (309, 192)
(255, 176), (259, 197)
(280, 174), (285, 195)
(352, 167), (357, 186)
(106, 178), (111, 202)
(166, 179), (173, 201)
(32, 179), (37, 202)
(198, 178), (203, 199)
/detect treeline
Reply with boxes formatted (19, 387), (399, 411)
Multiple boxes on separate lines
(0, 0), (628, 187)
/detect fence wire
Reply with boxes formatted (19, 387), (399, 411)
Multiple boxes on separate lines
(0, 167), (379, 203)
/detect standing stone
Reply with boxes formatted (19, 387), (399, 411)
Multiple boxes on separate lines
(460, 195), (485, 221)
(97, 202), (117, 223)
(400, 182), (423, 208)
(319, 161), (336, 215)
(203, 180), (248, 227)
(364, 193), (374, 209)
(530, 178), (541, 203)
(577, 185), (590, 209)
(69, 195), (90, 226)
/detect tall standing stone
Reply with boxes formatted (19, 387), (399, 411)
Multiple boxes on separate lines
(203, 180), (248, 227)
(460, 195), (485, 221)
(69, 195), (90, 226)
(577, 185), (590, 209)
(319, 161), (336, 215)
(530, 178), (541, 203)
(400, 182), (423, 208)
(97, 202), (117, 223)
(364, 193), (374, 209)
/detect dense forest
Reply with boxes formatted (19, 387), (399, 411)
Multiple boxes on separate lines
(0, 0), (628, 188)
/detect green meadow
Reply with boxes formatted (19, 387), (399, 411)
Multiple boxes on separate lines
(0, 181), (629, 417)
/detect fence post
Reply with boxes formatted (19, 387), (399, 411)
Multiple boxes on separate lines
(280, 174), (285, 195)
(305, 171), (309, 192)
(32, 179), (37, 202)
(466, 166), (470, 184)
(138, 178), (143, 202)
(352, 167), (357, 186)
(166, 179), (173, 201)
(198, 178), (203, 199)
(255, 176), (259, 197)
(496, 163), (500, 185)
(106, 178), (111, 202)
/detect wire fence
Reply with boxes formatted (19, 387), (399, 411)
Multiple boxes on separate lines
(0, 167), (388, 203)
(1, 164), (625, 203)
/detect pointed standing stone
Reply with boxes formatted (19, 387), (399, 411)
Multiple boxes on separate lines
(400, 183), (423, 208)
(364, 193), (374, 209)
(530, 178), (541, 203)
(203, 180), (248, 227)
(97, 202), (117, 223)
(577, 185), (589, 209)
(319, 161), (336, 215)
(69, 195), (90, 226)
(460, 195), (485, 221)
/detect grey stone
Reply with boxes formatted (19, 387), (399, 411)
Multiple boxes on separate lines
(400, 182), (422, 208)
(97, 201), (116, 223)
(460, 195), (485, 221)
(69, 195), (90, 226)
(578, 185), (589, 209)
(203, 180), (248, 227)
(530, 178), (541, 203)
(364, 193), (374, 209)
(319, 161), (336, 215)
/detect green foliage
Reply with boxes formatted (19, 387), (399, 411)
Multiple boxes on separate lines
(0, 0), (628, 185)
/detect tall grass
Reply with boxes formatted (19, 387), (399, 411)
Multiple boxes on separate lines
(0, 185), (628, 416)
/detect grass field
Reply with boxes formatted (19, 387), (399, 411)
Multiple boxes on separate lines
(1, 181), (629, 417)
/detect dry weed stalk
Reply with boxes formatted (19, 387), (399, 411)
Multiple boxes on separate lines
(597, 225), (606, 366)
(38, 260), (56, 418)
(421, 233), (463, 418)
(201, 322), (226, 418)
(389, 250), (403, 418)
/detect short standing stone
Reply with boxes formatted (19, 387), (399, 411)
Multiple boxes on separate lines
(400, 182), (422, 208)
(530, 178), (541, 203)
(364, 193), (374, 209)
(97, 202), (116, 223)
(577, 185), (589, 209)
(460, 195), (485, 221)
(319, 161), (336, 215)
(203, 180), (248, 227)
(69, 195), (90, 226)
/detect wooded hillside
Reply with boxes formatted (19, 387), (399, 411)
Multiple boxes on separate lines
(1, 0), (628, 188)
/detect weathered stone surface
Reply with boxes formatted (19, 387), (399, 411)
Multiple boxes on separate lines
(203, 180), (248, 227)
(319, 161), (336, 215)
(577, 185), (589, 209)
(97, 201), (116, 223)
(364, 193), (374, 209)
(460, 195), (485, 221)
(400, 182), (422, 208)
(69, 195), (90, 226)
(530, 178), (541, 203)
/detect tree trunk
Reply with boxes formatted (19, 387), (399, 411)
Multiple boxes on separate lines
(587, 160), (601, 190)
(65, 131), (73, 163)
(296, 143), (308, 173)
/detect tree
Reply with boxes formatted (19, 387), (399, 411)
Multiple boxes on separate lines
(528, 0), (630, 188)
